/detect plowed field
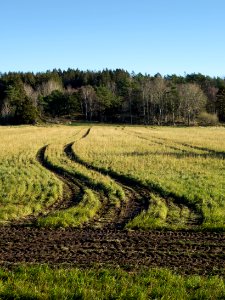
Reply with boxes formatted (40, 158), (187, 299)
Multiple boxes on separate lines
(0, 227), (224, 275)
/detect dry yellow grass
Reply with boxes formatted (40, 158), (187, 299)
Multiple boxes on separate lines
(0, 125), (83, 223)
(74, 126), (225, 229)
(1, 125), (225, 229)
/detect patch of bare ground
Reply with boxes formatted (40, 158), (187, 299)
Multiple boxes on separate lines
(0, 227), (224, 275)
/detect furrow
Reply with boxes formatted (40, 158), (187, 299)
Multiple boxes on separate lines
(0, 227), (224, 275)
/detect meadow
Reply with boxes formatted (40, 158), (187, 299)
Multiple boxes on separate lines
(0, 125), (82, 224)
(0, 124), (224, 298)
(1, 125), (225, 229)
(74, 126), (225, 230)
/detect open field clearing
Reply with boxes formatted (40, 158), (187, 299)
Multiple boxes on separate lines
(1, 125), (224, 230)
(0, 125), (224, 291)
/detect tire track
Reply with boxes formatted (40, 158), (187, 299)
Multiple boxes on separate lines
(121, 129), (203, 226)
(37, 145), (115, 228)
(65, 142), (149, 229)
(133, 130), (225, 159)
(66, 127), (150, 230)
(10, 146), (85, 226)
(37, 143), (137, 229)
(36, 146), (85, 219)
(68, 129), (202, 227)
(22, 137), (146, 229)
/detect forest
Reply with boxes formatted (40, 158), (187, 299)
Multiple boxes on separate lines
(0, 68), (225, 125)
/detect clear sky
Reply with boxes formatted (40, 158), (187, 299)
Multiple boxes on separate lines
(1, 0), (225, 77)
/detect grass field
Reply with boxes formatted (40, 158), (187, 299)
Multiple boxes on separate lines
(0, 125), (84, 224)
(74, 126), (225, 230)
(1, 125), (224, 229)
(0, 124), (224, 298)
(0, 266), (224, 300)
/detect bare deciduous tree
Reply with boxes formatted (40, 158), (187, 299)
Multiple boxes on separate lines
(178, 83), (207, 125)
(23, 84), (39, 107)
(37, 80), (62, 97)
(80, 85), (96, 121)
(1, 100), (12, 119)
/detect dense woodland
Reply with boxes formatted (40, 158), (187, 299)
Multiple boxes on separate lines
(0, 69), (225, 125)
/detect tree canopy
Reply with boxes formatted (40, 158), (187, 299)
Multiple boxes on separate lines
(0, 69), (224, 125)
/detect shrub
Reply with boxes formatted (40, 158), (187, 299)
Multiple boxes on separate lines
(197, 112), (218, 126)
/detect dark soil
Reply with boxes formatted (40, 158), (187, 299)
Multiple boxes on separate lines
(0, 227), (224, 275)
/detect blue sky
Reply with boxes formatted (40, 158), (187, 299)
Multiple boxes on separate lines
(1, 0), (225, 77)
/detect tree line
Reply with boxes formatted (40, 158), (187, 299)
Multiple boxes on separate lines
(0, 68), (225, 125)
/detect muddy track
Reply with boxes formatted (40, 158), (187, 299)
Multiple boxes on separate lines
(36, 142), (148, 229)
(0, 227), (224, 275)
(36, 145), (114, 228)
(10, 146), (84, 226)
(65, 142), (149, 229)
(36, 146), (85, 221)
(122, 129), (204, 225)
(67, 130), (202, 227)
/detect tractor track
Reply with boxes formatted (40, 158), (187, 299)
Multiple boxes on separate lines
(10, 146), (84, 226)
(131, 130), (225, 160)
(68, 129), (202, 227)
(2, 128), (225, 275)
(64, 142), (149, 229)
(13, 131), (150, 229)
(122, 129), (204, 226)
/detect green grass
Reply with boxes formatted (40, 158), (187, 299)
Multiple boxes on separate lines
(74, 126), (225, 230)
(127, 193), (181, 230)
(0, 126), (68, 223)
(37, 189), (101, 228)
(127, 193), (200, 230)
(45, 143), (125, 203)
(38, 141), (125, 227)
(0, 266), (224, 300)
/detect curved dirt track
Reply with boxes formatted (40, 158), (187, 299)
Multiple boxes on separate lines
(11, 146), (85, 226)
(66, 130), (202, 227)
(122, 129), (203, 225)
(0, 227), (224, 275)
(38, 143), (149, 229)
(65, 142), (149, 229)
(37, 145), (84, 212)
